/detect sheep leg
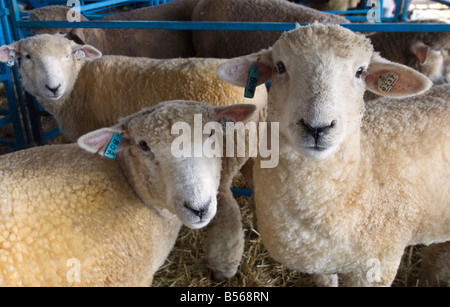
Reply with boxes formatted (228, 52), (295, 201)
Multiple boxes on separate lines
(312, 274), (339, 287)
(205, 189), (244, 282)
(342, 262), (400, 287)
(420, 242), (450, 287)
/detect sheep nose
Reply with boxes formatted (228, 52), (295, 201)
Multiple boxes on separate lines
(184, 198), (211, 218)
(45, 83), (61, 94)
(301, 120), (336, 140)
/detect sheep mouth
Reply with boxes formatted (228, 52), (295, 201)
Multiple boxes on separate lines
(184, 218), (212, 230)
(45, 93), (63, 100)
(306, 145), (328, 152)
(301, 144), (337, 160)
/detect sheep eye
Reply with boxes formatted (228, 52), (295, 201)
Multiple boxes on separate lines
(139, 140), (151, 152)
(355, 67), (364, 78)
(276, 62), (286, 74)
(25, 54), (31, 60)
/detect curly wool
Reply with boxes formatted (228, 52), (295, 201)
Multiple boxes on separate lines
(0, 145), (181, 286)
(248, 25), (449, 286)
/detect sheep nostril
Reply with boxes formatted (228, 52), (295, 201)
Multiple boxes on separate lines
(45, 83), (61, 95)
(300, 119), (336, 140)
(184, 200), (210, 218)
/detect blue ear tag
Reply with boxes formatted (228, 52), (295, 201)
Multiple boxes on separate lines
(104, 133), (122, 159)
(244, 66), (259, 99)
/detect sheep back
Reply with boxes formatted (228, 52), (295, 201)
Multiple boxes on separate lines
(58, 56), (266, 141)
(192, 0), (349, 58)
(0, 144), (180, 286)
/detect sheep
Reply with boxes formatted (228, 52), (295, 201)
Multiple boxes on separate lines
(304, 0), (362, 11)
(192, 0), (349, 58)
(0, 34), (266, 142)
(0, 34), (267, 281)
(420, 242), (450, 287)
(0, 100), (257, 286)
(29, 0), (200, 58)
(216, 24), (449, 286)
(367, 20), (450, 85)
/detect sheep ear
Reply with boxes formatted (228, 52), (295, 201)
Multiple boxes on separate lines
(365, 54), (432, 98)
(410, 40), (439, 67)
(216, 49), (273, 88)
(66, 28), (86, 45)
(78, 126), (130, 157)
(214, 104), (256, 124)
(0, 42), (19, 63)
(71, 43), (102, 60)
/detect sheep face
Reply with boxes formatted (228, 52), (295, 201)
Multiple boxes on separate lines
(78, 100), (256, 229)
(422, 48), (449, 85)
(0, 35), (101, 104)
(217, 24), (432, 160)
(268, 35), (372, 160)
(411, 41), (450, 85)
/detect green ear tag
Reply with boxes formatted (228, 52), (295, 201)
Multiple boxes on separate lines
(244, 66), (259, 99)
(104, 133), (122, 159)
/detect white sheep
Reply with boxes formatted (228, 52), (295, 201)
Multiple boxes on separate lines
(367, 20), (450, 85)
(0, 100), (256, 286)
(304, 0), (362, 11)
(217, 24), (449, 286)
(0, 34), (267, 281)
(0, 34), (266, 142)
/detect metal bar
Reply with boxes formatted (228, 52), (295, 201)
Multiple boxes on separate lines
(401, 0), (410, 21)
(324, 10), (371, 14)
(431, 0), (450, 7)
(78, 0), (131, 13)
(0, 138), (15, 148)
(231, 188), (253, 197)
(18, 20), (450, 32)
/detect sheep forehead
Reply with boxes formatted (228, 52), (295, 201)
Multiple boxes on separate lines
(126, 101), (216, 146)
(20, 35), (72, 57)
(275, 24), (373, 60)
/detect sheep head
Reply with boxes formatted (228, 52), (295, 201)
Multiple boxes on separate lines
(217, 24), (432, 160)
(410, 40), (450, 85)
(78, 100), (256, 229)
(0, 34), (101, 110)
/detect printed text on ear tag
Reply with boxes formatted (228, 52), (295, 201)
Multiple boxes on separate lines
(104, 133), (122, 159)
(7, 50), (16, 67)
(378, 72), (399, 94)
(244, 66), (259, 99)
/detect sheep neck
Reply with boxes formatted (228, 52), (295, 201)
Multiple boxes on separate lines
(263, 110), (364, 213)
(116, 153), (180, 224)
(283, 130), (361, 204)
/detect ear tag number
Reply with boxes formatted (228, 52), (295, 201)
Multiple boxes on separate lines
(74, 49), (85, 60)
(378, 72), (399, 94)
(244, 66), (260, 99)
(104, 133), (122, 159)
(7, 50), (16, 67)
